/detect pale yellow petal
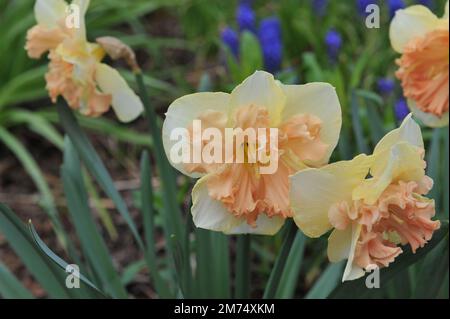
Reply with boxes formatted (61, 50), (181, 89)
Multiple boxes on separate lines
(95, 63), (143, 123)
(408, 99), (449, 128)
(230, 71), (286, 127)
(280, 82), (342, 166)
(328, 228), (352, 263)
(355, 142), (425, 204)
(72, 0), (90, 40)
(373, 114), (423, 157)
(342, 224), (365, 282)
(35, 0), (68, 28)
(389, 5), (440, 53)
(445, 1), (449, 19)
(162, 92), (231, 178)
(290, 154), (372, 238)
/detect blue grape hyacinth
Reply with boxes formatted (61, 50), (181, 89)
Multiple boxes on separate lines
(377, 78), (395, 95)
(237, 2), (256, 32)
(388, 0), (405, 18)
(258, 17), (283, 73)
(325, 29), (342, 62)
(395, 98), (410, 122)
(221, 27), (240, 58)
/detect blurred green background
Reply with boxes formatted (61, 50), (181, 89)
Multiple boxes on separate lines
(0, 0), (448, 299)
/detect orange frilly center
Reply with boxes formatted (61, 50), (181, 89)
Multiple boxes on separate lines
(396, 28), (449, 117)
(329, 175), (440, 270)
(185, 105), (329, 226)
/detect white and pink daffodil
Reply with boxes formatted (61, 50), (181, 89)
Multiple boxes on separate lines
(390, 1), (449, 127)
(290, 115), (440, 281)
(25, 0), (143, 122)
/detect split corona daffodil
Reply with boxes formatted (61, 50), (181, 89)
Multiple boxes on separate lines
(25, 0), (143, 122)
(390, 1), (449, 127)
(290, 115), (440, 281)
(163, 71), (342, 235)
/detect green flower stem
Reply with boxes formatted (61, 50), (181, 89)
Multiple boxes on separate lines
(263, 219), (298, 299)
(235, 235), (251, 298)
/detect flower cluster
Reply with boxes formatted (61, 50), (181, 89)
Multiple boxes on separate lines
(221, 1), (283, 73)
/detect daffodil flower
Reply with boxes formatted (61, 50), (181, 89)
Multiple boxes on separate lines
(163, 71), (342, 235)
(25, 0), (143, 122)
(290, 115), (440, 281)
(390, 1), (449, 127)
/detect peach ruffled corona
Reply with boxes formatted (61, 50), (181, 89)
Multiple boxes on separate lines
(290, 115), (440, 281)
(163, 71), (342, 235)
(25, 0), (143, 122)
(390, 2), (449, 127)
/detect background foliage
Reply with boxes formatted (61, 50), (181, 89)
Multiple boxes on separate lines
(0, 0), (448, 299)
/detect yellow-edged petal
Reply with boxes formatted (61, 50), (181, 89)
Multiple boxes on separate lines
(389, 5), (440, 53)
(280, 82), (342, 166)
(35, 0), (68, 28)
(342, 223), (365, 282)
(290, 154), (372, 238)
(95, 63), (143, 122)
(229, 71), (286, 127)
(162, 92), (231, 178)
(191, 176), (285, 235)
(408, 100), (449, 128)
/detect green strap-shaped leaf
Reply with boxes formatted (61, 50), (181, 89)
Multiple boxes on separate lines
(140, 151), (172, 298)
(0, 262), (33, 299)
(0, 126), (70, 252)
(329, 220), (449, 299)
(350, 91), (369, 154)
(275, 232), (307, 298)
(305, 262), (344, 299)
(61, 137), (127, 298)
(56, 101), (145, 252)
(28, 222), (108, 299)
(0, 204), (70, 298)
(263, 220), (298, 299)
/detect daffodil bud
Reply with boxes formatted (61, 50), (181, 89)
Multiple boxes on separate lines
(96, 36), (140, 73)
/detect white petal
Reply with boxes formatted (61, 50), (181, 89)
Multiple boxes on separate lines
(328, 228), (352, 263)
(227, 214), (285, 235)
(342, 224), (365, 282)
(408, 100), (449, 128)
(230, 71), (286, 127)
(290, 154), (372, 238)
(191, 176), (285, 235)
(280, 82), (342, 166)
(95, 63), (143, 122)
(35, 0), (68, 28)
(72, 0), (90, 40)
(389, 5), (440, 53)
(162, 92), (231, 178)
